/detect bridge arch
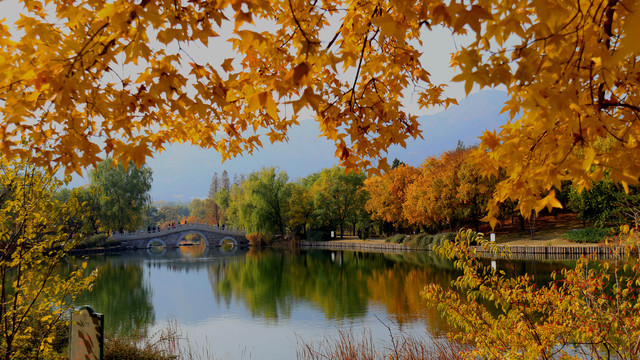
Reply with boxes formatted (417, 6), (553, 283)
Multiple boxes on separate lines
(146, 238), (167, 249)
(219, 236), (238, 247)
(177, 231), (210, 247)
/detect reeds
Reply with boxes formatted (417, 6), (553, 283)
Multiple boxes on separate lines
(104, 317), (465, 360)
(296, 327), (467, 360)
(104, 319), (251, 360)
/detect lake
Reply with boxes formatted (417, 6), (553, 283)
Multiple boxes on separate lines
(76, 246), (574, 359)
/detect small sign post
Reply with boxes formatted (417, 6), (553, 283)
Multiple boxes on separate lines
(69, 305), (104, 360)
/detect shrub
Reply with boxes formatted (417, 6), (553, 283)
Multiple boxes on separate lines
(432, 232), (456, 246)
(562, 227), (612, 243)
(76, 233), (109, 249)
(423, 228), (640, 359)
(458, 229), (481, 246)
(406, 233), (435, 249)
(386, 234), (406, 244)
(246, 232), (273, 247)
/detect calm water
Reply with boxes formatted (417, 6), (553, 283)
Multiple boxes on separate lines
(75, 246), (574, 359)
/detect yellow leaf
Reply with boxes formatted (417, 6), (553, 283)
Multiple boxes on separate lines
(97, 3), (118, 19)
(614, 0), (640, 60)
(480, 130), (500, 149)
(264, 93), (278, 120)
(371, 13), (406, 43)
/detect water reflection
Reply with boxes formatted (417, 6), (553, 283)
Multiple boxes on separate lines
(76, 256), (155, 336)
(178, 244), (209, 258)
(75, 247), (577, 356)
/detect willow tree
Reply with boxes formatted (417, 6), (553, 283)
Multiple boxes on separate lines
(89, 158), (153, 232)
(229, 167), (291, 236)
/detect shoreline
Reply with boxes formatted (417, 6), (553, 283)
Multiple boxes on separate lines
(70, 236), (624, 260)
(300, 238), (626, 260)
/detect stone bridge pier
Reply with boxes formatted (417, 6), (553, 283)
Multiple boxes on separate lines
(110, 223), (248, 249)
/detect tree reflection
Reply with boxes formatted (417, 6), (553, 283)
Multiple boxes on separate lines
(209, 249), (460, 333)
(76, 257), (154, 336)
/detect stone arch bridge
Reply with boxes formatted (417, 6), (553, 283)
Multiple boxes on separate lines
(110, 223), (248, 249)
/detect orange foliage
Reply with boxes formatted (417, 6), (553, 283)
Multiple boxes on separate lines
(402, 148), (496, 230)
(365, 165), (420, 229)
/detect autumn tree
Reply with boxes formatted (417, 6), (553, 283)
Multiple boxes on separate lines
(89, 158), (153, 232)
(0, 160), (97, 359)
(455, 151), (500, 231)
(364, 164), (420, 232)
(398, 147), (496, 231)
(0, 0), (454, 177)
(55, 185), (103, 234)
(423, 228), (640, 359)
(1, 0), (640, 227)
(188, 198), (207, 221)
(403, 150), (465, 231)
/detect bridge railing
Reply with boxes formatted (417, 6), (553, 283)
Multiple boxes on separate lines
(109, 222), (245, 239)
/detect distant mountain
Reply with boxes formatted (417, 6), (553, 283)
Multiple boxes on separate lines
(67, 90), (511, 202)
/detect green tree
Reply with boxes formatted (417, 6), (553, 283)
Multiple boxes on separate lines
(157, 204), (189, 225)
(391, 158), (406, 169)
(207, 172), (220, 225)
(226, 183), (243, 229)
(188, 198), (207, 220)
(287, 182), (315, 238)
(569, 179), (634, 228)
(143, 205), (161, 227)
(0, 160), (97, 359)
(221, 170), (231, 192)
(231, 167), (292, 236)
(89, 159), (153, 232)
(314, 167), (368, 237)
(214, 188), (230, 225)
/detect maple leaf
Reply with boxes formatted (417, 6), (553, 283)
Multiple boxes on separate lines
(221, 58), (234, 72)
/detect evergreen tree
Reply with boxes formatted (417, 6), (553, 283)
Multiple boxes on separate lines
(221, 170), (231, 191)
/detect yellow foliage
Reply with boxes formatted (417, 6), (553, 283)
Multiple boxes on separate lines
(0, 0), (639, 222)
(0, 159), (97, 359)
(423, 229), (640, 359)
